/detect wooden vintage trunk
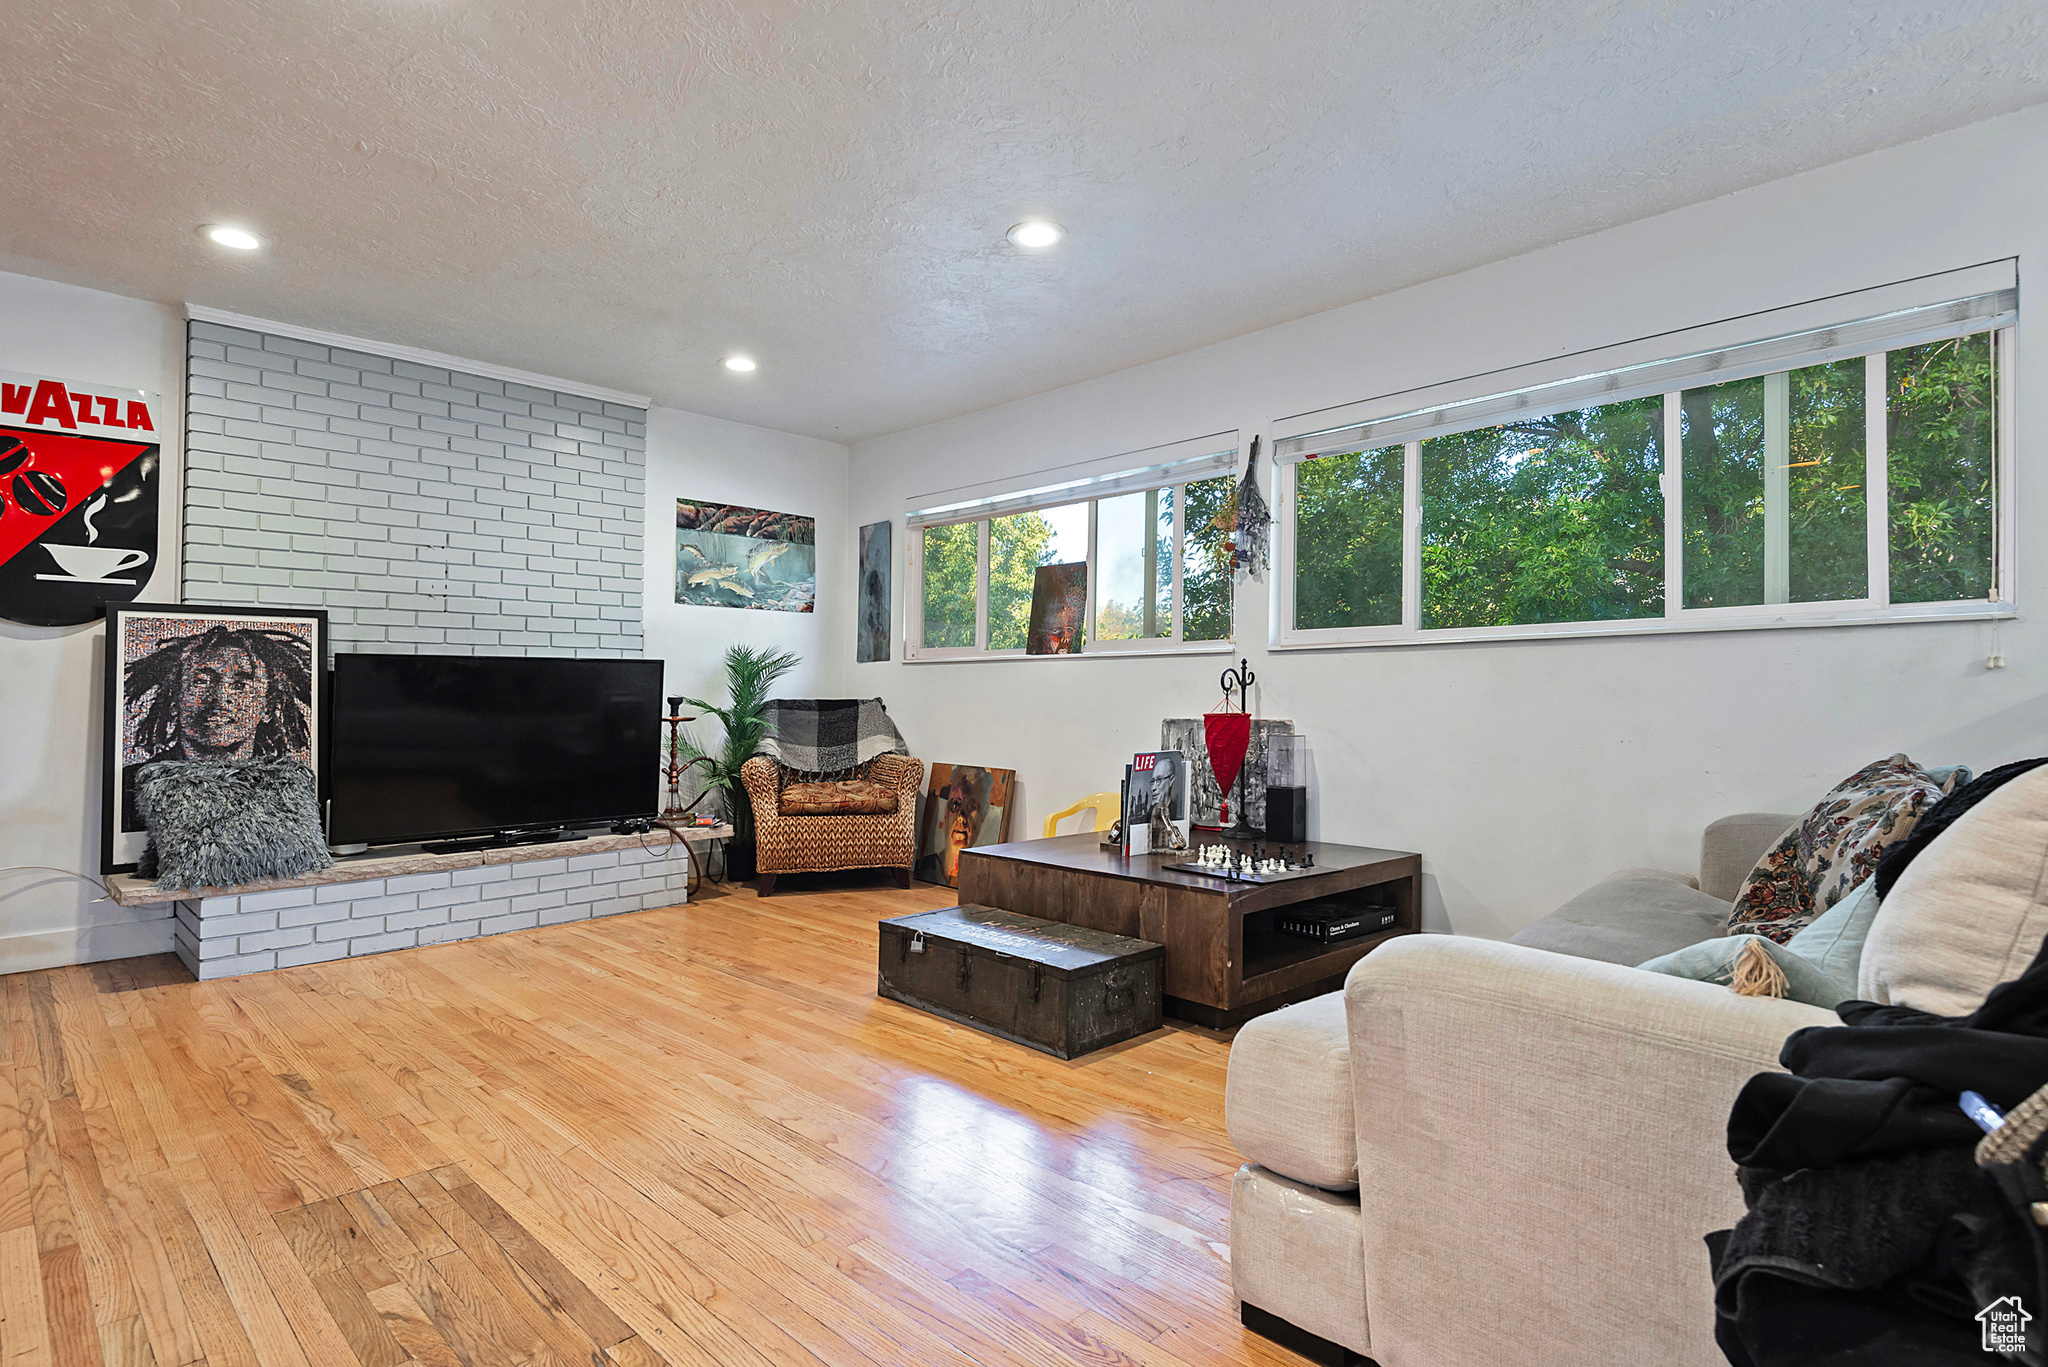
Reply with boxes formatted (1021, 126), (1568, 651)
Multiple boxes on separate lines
(877, 905), (1164, 1059)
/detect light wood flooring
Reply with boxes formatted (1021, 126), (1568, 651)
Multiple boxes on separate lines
(0, 872), (1304, 1366)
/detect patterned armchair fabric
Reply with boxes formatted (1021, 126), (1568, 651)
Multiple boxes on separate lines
(739, 754), (924, 894)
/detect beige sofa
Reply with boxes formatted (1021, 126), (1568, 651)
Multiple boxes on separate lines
(1224, 812), (1835, 1367)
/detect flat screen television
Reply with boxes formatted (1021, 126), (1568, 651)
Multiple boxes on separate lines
(327, 654), (663, 848)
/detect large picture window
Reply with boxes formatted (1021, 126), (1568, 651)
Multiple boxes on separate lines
(905, 438), (1238, 659)
(1275, 276), (2014, 648)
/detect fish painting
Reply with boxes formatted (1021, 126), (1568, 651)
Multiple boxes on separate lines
(675, 498), (816, 612)
(745, 541), (790, 578)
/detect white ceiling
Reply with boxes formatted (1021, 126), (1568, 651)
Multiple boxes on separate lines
(2, 2), (2043, 441)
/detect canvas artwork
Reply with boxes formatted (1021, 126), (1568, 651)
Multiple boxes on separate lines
(857, 520), (891, 662)
(914, 762), (1016, 887)
(1161, 718), (1293, 829)
(675, 500), (816, 612)
(1025, 561), (1087, 654)
(101, 603), (329, 872)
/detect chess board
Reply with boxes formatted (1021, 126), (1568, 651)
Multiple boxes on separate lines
(1158, 860), (1320, 884)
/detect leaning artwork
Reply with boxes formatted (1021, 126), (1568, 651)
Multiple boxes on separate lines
(1025, 562), (1086, 654)
(101, 602), (329, 873)
(676, 500), (816, 612)
(914, 762), (1017, 887)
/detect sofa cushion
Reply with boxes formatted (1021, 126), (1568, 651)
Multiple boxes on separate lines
(1860, 765), (2048, 1015)
(1508, 872), (1732, 967)
(1637, 934), (1853, 1008)
(778, 778), (899, 817)
(1224, 992), (1355, 1190)
(1699, 813), (1802, 903)
(1729, 754), (1961, 944)
(1784, 877), (1882, 990)
(1230, 1165), (1369, 1358)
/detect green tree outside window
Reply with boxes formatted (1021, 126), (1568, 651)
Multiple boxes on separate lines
(1295, 446), (1403, 630)
(1890, 334), (1996, 604)
(920, 521), (978, 648)
(1420, 395), (1665, 629)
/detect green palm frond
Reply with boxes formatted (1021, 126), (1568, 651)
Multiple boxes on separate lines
(681, 645), (800, 841)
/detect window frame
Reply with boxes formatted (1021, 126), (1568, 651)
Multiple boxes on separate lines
(904, 479), (1236, 663)
(1273, 325), (2016, 651)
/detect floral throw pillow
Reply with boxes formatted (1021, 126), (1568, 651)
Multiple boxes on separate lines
(1728, 755), (1964, 943)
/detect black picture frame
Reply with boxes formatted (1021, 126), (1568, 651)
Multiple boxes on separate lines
(101, 601), (330, 875)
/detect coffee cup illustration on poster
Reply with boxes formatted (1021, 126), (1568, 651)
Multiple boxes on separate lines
(0, 369), (161, 627)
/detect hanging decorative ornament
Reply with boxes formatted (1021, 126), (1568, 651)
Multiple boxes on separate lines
(1210, 657), (1261, 838)
(1203, 709), (1250, 825)
(1232, 435), (1271, 580)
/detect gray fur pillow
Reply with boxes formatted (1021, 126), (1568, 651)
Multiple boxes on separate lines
(135, 758), (332, 890)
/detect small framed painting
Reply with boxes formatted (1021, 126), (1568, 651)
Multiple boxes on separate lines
(914, 762), (1016, 887)
(101, 602), (329, 873)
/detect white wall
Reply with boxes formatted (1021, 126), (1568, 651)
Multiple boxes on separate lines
(642, 406), (850, 767)
(0, 272), (185, 972)
(843, 102), (2048, 941)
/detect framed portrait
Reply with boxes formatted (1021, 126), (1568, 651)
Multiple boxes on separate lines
(914, 762), (1016, 887)
(101, 602), (329, 873)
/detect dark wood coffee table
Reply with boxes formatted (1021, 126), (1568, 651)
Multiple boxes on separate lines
(956, 833), (1420, 1029)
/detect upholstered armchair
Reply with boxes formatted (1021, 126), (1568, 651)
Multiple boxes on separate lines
(739, 754), (924, 896)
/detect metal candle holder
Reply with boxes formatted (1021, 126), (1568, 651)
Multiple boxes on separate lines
(1219, 657), (1263, 840)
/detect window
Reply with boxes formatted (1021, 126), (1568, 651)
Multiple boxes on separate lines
(920, 521), (978, 649)
(1889, 333), (1998, 604)
(1275, 275), (2014, 648)
(904, 438), (1238, 659)
(990, 502), (1087, 649)
(1421, 395), (1665, 628)
(1294, 445), (1402, 630)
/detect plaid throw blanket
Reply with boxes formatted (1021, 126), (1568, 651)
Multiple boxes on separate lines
(759, 698), (907, 781)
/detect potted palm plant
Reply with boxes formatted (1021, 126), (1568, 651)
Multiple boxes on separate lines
(678, 644), (800, 882)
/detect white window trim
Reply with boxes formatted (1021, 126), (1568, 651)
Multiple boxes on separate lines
(1273, 324), (2017, 651)
(903, 476), (1238, 662)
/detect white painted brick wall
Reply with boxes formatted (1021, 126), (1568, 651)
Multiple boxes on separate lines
(170, 845), (689, 981)
(182, 321), (646, 657)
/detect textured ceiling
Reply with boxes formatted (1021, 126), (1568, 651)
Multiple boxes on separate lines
(1, 2), (2044, 440)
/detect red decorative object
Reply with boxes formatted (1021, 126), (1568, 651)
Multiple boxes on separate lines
(1204, 711), (1251, 818)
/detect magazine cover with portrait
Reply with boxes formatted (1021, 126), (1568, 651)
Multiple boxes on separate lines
(101, 602), (328, 873)
(1124, 749), (1189, 855)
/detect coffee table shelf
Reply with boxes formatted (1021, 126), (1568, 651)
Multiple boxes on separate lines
(956, 832), (1421, 1029)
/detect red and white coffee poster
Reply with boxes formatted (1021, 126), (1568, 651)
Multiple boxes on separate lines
(0, 370), (161, 627)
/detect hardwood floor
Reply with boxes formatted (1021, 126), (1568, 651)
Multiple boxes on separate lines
(0, 872), (1306, 1366)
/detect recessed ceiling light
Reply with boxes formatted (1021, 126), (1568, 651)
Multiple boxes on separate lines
(201, 224), (264, 250)
(722, 356), (758, 373)
(1006, 220), (1063, 249)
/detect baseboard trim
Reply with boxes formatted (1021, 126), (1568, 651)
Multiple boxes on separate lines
(0, 919), (175, 976)
(1240, 1302), (1377, 1367)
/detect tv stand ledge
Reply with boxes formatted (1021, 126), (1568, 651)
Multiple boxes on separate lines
(104, 823), (734, 908)
(420, 828), (589, 857)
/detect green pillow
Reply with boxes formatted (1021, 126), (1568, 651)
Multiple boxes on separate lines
(1784, 877), (1881, 989)
(1637, 932), (1855, 1007)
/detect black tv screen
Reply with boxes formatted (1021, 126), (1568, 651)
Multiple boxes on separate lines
(327, 654), (663, 847)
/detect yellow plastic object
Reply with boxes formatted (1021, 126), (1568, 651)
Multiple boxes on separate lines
(1043, 791), (1121, 838)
